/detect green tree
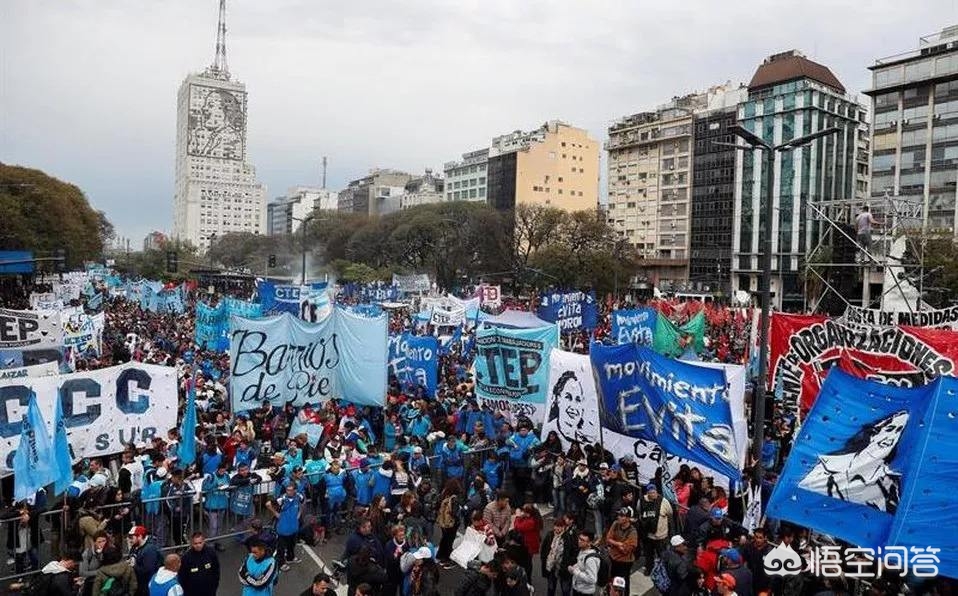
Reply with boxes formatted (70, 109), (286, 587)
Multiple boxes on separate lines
(0, 163), (112, 267)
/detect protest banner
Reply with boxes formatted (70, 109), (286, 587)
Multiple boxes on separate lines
(474, 324), (559, 424)
(230, 309), (387, 410)
(395, 333), (438, 396)
(541, 349), (735, 487)
(0, 362), (178, 476)
(591, 343), (741, 481)
(62, 312), (104, 355)
(257, 280), (328, 315)
(843, 304), (958, 329)
(537, 290), (598, 331)
(767, 369), (958, 578)
(611, 307), (657, 346)
(430, 306), (465, 327)
(769, 313), (958, 415)
(393, 273), (431, 293)
(477, 285), (501, 307)
(0, 361), (59, 381)
(0, 308), (63, 350)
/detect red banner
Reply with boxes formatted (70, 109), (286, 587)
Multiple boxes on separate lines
(769, 313), (958, 414)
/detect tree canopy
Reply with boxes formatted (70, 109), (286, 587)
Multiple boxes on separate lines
(209, 202), (638, 294)
(0, 163), (113, 267)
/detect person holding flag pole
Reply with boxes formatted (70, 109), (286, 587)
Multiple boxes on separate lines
(13, 392), (56, 504)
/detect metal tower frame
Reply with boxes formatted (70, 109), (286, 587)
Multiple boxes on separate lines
(803, 190), (928, 316)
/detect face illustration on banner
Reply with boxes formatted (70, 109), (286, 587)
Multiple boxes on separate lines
(799, 410), (909, 513)
(548, 370), (598, 445)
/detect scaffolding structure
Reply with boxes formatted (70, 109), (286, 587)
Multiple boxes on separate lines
(803, 190), (927, 317)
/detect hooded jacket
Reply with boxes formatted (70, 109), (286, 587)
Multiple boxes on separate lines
(93, 560), (139, 596)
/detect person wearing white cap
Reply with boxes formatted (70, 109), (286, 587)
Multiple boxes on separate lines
(658, 535), (691, 595)
(608, 576), (627, 596)
(400, 546), (438, 596)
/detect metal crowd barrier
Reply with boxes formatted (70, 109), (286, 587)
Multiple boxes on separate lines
(0, 444), (496, 586)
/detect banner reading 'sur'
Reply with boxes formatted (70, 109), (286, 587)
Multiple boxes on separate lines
(0, 362), (177, 476)
(769, 313), (958, 415)
(474, 324), (559, 423)
(230, 309), (387, 410)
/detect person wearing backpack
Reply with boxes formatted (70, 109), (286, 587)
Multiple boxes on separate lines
(654, 535), (691, 596)
(568, 531), (600, 596)
(94, 547), (138, 596)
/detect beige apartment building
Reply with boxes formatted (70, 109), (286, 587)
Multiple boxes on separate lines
(606, 94), (707, 283)
(487, 120), (600, 212)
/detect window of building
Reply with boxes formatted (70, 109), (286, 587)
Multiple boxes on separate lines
(562, 154), (567, 158)
(478, 176), (486, 184)
(558, 177), (564, 182)
(469, 189), (477, 198)
(561, 141), (566, 147)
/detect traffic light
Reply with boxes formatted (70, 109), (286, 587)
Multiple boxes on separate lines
(268, 254), (276, 268)
(166, 251), (178, 273)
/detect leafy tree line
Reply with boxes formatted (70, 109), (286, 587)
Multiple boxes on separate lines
(208, 202), (641, 294)
(0, 163), (113, 268)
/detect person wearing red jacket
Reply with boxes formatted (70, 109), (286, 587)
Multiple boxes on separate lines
(513, 504), (543, 556)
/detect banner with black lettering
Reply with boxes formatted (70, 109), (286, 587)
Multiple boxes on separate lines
(770, 313), (958, 415)
(474, 324), (559, 424)
(0, 362), (177, 476)
(0, 309), (63, 350)
(230, 309), (388, 410)
(0, 361), (59, 381)
(393, 274), (431, 293)
(843, 304), (958, 329)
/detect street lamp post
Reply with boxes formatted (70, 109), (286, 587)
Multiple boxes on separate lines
(208, 232), (217, 268)
(292, 215), (315, 286)
(719, 124), (841, 481)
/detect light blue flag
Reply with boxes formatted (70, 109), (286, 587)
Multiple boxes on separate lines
(179, 381), (198, 466)
(13, 393), (55, 501)
(52, 393), (73, 495)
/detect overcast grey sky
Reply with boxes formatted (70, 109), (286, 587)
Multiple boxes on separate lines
(1, 0), (956, 244)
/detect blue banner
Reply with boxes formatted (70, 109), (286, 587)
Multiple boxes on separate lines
(399, 333), (439, 397)
(537, 290), (598, 331)
(195, 298), (263, 352)
(230, 308), (387, 409)
(257, 280), (328, 314)
(767, 369), (958, 577)
(611, 307), (657, 346)
(591, 343), (740, 481)
(352, 304), (383, 318)
(474, 324), (559, 404)
(87, 292), (104, 312)
(344, 282), (400, 303)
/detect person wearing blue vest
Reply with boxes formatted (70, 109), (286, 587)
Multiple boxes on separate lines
(148, 553), (184, 596)
(229, 463), (261, 534)
(199, 441), (223, 477)
(239, 539), (279, 596)
(482, 452), (503, 490)
(351, 458), (375, 507)
(268, 482), (304, 571)
(323, 460), (349, 529)
(140, 468), (167, 547)
(506, 424), (540, 508)
(201, 462), (231, 547)
(436, 434), (469, 483)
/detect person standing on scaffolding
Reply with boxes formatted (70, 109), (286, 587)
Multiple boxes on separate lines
(855, 204), (880, 263)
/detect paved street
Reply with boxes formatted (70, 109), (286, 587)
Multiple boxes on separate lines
(212, 510), (656, 596)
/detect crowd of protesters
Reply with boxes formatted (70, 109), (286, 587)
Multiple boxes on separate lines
(0, 277), (951, 596)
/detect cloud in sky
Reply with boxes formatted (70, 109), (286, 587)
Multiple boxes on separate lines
(1, 0), (954, 243)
